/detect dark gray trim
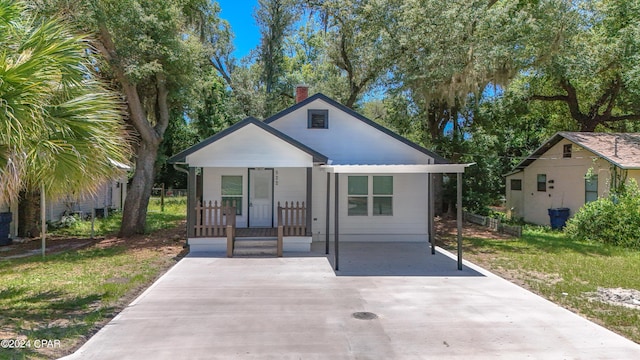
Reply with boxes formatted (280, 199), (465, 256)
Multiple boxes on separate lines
(325, 171), (330, 255)
(429, 173), (435, 255)
(334, 173), (340, 271)
(306, 167), (312, 236)
(308, 109), (329, 129)
(264, 93), (449, 164)
(457, 172), (463, 271)
(167, 117), (328, 164)
(187, 167), (197, 239)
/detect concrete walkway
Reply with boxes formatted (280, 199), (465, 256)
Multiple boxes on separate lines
(63, 243), (640, 359)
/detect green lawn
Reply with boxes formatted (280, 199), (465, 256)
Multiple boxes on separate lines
(0, 197), (187, 359)
(446, 226), (640, 344)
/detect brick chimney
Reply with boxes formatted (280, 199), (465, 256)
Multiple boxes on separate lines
(295, 85), (309, 103)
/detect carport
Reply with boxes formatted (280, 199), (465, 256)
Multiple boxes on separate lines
(323, 163), (473, 271)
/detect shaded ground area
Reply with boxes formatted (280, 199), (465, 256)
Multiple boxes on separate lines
(0, 225), (187, 260)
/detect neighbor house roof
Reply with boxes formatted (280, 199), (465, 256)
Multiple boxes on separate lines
(167, 117), (329, 164)
(512, 132), (640, 171)
(264, 93), (449, 164)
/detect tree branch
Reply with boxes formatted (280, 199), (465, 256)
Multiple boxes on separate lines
(96, 24), (158, 145)
(154, 72), (170, 137)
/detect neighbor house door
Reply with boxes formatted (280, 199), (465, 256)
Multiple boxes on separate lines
(249, 168), (273, 227)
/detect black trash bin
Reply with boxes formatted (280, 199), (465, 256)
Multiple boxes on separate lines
(548, 208), (570, 230)
(0, 212), (12, 246)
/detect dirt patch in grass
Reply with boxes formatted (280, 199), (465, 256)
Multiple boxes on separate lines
(586, 288), (640, 310)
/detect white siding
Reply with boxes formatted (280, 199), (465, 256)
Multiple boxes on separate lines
(187, 124), (313, 167)
(311, 169), (429, 242)
(269, 99), (434, 165)
(202, 167), (307, 228)
(47, 177), (127, 221)
(520, 139), (610, 225)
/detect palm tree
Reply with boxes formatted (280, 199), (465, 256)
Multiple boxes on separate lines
(0, 0), (130, 236)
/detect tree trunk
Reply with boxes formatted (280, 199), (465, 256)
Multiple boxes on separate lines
(119, 142), (158, 237)
(18, 190), (40, 238)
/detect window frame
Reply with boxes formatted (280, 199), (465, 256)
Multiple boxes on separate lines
(221, 175), (243, 215)
(307, 109), (329, 129)
(537, 174), (547, 192)
(510, 179), (522, 191)
(347, 175), (394, 216)
(563, 144), (572, 158)
(347, 176), (368, 216)
(372, 176), (393, 216)
(585, 175), (598, 203)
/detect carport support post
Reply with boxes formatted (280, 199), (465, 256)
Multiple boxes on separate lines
(457, 172), (463, 270)
(325, 172), (330, 255)
(334, 173), (339, 271)
(428, 173), (435, 255)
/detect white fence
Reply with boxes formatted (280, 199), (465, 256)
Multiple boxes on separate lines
(463, 211), (522, 237)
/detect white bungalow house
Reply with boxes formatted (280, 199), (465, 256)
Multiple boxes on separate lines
(505, 132), (640, 226)
(168, 88), (470, 269)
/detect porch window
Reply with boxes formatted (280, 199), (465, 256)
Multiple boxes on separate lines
(348, 176), (368, 216)
(537, 174), (546, 192)
(373, 176), (393, 216)
(221, 175), (243, 215)
(585, 175), (598, 203)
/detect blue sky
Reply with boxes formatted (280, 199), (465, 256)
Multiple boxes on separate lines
(216, 0), (260, 58)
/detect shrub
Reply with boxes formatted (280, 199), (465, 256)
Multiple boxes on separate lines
(565, 180), (640, 249)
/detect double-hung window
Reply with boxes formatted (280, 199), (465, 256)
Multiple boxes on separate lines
(373, 176), (393, 216)
(221, 176), (243, 215)
(348, 176), (368, 216)
(347, 176), (393, 216)
(585, 175), (598, 203)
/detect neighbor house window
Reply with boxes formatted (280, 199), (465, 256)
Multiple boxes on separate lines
(348, 176), (394, 216)
(373, 176), (393, 216)
(348, 176), (368, 216)
(510, 179), (522, 191)
(308, 109), (328, 129)
(563, 144), (572, 158)
(221, 176), (243, 215)
(537, 174), (547, 192)
(585, 175), (598, 203)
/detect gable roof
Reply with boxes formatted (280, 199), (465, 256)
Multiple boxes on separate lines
(167, 117), (328, 164)
(264, 93), (449, 164)
(513, 132), (640, 171)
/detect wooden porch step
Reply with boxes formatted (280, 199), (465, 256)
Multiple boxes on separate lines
(233, 238), (277, 257)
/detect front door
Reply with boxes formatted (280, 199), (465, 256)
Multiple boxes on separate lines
(249, 168), (273, 227)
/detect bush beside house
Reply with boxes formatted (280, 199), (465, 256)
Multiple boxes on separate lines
(565, 180), (640, 249)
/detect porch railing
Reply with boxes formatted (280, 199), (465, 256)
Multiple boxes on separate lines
(277, 201), (306, 257)
(194, 200), (236, 257)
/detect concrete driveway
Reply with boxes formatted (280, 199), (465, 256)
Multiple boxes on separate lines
(63, 243), (640, 359)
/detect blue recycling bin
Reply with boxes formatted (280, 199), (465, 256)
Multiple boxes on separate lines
(0, 212), (12, 246)
(548, 208), (570, 230)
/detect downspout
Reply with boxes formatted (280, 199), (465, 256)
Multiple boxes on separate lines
(173, 163), (190, 249)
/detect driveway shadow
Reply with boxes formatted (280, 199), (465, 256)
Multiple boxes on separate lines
(312, 242), (484, 277)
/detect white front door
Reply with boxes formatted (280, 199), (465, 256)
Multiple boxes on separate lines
(249, 169), (273, 227)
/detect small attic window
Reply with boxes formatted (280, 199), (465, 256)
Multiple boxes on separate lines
(563, 144), (572, 158)
(308, 109), (328, 129)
